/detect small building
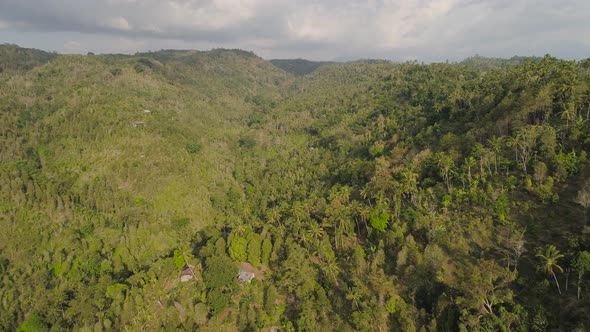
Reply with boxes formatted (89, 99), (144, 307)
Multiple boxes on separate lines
(180, 264), (195, 282)
(238, 269), (255, 284)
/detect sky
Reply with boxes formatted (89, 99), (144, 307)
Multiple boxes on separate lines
(0, 0), (589, 62)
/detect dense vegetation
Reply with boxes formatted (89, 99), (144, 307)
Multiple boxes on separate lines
(459, 55), (542, 72)
(270, 59), (336, 76)
(0, 45), (589, 331)
(0, 44), (57, 74)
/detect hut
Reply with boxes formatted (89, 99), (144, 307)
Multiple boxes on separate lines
(238, 269), (255, 284)
(180, 264), (195, 282)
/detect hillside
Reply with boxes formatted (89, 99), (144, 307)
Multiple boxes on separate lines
(0, 44), (58, 73)
(1, 47), (589, 331)
(270, 58), (336, 75)
(460, 55), (543, 71)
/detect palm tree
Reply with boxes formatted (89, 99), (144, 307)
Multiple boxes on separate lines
(292, 201), (307, 222)
(307, 222), (325, 242)
(346, 286), (362, 312)
(560, 102), (576, 129)
(321, 255), (340, 286)
(487, 136), (503, 174)
(434, 152), (454, 192)
(536, 245), (565, 295)
(265, 206), (281, 226)
(464, 156), (476, 183)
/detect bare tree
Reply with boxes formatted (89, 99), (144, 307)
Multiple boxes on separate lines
(498, 225), (526, 272)
(574, 179), (590, 226)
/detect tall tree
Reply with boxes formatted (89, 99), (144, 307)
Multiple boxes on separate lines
(536, 245), (565, 295)
(497, 226), (526, 272)
(463, 156), (476, 184)
(573, 251), (590, 300)
(435, 152), (455, 192)
(456, 260), (515, 325)
(487, 136), (504, 174)
(574, 181), (590, 226)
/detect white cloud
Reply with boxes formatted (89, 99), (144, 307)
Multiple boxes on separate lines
(0, 0), (588, 60)
(103, 16), (131, 31)
(63, 40), (83, 52)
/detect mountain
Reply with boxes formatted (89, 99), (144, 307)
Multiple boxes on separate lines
(270, 58), (336, 75)
(460, 54), (543, 71)
(1, 46), (589, 331)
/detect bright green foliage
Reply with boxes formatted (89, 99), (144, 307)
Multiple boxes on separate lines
(173, 249), (185, 270)
(574, 251), (590, 275)
(17, 313), (49, 332)
(261, 238), (272, 265)
(228, 234), (248, 262)
(385, 296), (405, 314)
(247, 233), (262, 267)
(493, 193), (510, 222)
(574, 251), (590, 300)
(105, 283), (128, 301)
(369, 209), (389, 232)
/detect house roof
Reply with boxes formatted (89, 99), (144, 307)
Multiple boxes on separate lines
(180, 267), (193, 277)
(180, 264), (195, 282)
(238, 269), (255, 283)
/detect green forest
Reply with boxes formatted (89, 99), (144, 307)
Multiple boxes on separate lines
(0, 43), (589, 331)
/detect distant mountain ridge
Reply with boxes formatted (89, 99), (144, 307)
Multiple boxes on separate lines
(1, 43), (547, 75)
(270, 58), (336, 75)
(271, 55), (545, 75)
(460, 54), (543, 71)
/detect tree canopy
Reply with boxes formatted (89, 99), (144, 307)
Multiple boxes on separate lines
(0, 46), (589, 330)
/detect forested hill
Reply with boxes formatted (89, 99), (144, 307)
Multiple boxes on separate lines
(1, 46), (590, 331)
(270, 58), (336, 75)
(0, 44), (57, 73)
(460, 55), (543, 71)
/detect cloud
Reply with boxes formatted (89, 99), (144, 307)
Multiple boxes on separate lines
(0, 0), (588, 60)
(63, 40), (84, 53)
(102, 16), (132, 31)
